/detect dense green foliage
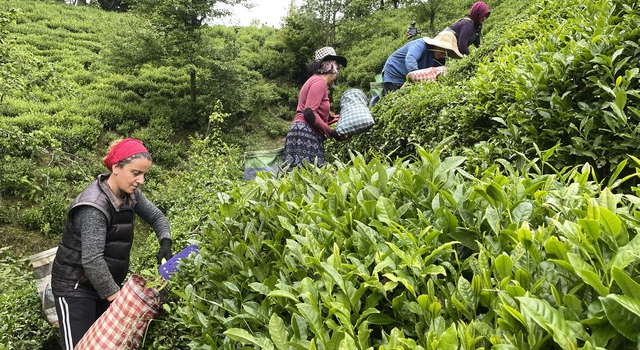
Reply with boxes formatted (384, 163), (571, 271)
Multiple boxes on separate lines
(144, 147), (640, 349)
(0, 247), (57, 349)
(345, 0), (640, 180)
(0, 0), (293, 238)
(2, 0), (640, 348)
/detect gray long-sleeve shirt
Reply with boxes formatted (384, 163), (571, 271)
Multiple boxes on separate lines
(77, 189), (170, 299)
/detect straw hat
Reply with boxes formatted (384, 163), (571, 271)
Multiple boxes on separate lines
(314, 46), (348, 67)
(423, 29), (464, 59)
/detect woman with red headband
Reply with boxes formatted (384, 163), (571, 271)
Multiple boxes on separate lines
(51, 138), (173, 350)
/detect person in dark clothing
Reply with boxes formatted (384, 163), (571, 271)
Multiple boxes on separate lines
(51, 138), (173, 350)
(448, 1), (491, 55)
(405, 21), (420, 39)
(381, 30), (463, 95)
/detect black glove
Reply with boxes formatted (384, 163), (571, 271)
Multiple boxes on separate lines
(156, 238), (173, 264)
(303, 107), (316, 124)
(329, 129), (350, 140)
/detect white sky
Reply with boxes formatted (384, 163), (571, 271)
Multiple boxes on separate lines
(217, 0), (300, 28)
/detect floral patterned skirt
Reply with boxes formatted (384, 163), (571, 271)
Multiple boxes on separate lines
(283, 121), (325, 169)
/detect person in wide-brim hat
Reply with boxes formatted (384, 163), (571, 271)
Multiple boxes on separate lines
(423, 29), (464, 59)
(381, 29), (461, 95)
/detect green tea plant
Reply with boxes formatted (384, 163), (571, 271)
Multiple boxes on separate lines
(141, 145), (640, 350)
(342, 0), (640, 181)
(473, 0), (640, 177)
(0, 247), (58, 349)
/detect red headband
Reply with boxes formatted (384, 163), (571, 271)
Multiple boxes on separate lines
(104, 138), (149, 170)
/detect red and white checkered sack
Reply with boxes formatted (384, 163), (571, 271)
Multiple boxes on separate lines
(406, 66), (447, 83)
(75, 274), (161, 350)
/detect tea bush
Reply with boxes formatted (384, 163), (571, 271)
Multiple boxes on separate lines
(143, 146), (640, 349)
(472, 0), (640, 175)
(0, 247), (58, 349)
(343, 0), (640, 180)
(3, 0), (640, 348)
(4, 111), (102, 152)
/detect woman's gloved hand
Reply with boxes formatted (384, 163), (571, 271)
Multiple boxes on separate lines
(156, 238), (173, 264)
(303, 108), (316, 124)
(330, 129), (351, 141)
(305, 108), (347, 140)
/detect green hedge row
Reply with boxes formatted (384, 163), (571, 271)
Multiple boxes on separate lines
(343, 0), (640, 180)
(144, 147), (640, 349)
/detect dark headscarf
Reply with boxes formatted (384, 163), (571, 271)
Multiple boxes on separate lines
(468, 1), (491, 28)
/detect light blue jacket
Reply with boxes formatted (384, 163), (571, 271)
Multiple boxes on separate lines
(382, 39), (444, 85)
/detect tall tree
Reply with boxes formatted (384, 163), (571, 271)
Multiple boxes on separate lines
(124, 0), (248, 114)
(301, 0), (348, 46)
(342, 0), (382, 18)
(420, 0), (446, 35)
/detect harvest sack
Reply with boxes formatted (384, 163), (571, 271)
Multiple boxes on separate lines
(28, 247), (59, 327)
(336, 89), (374, 136)
(406, 66), (447, 83)
(369, 74), (383, 107)
(75, 274), (161, 350)
(243, 147), (285, 180)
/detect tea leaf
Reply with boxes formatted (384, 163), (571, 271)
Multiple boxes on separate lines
(600, 294), (640, 341)
(611, 267), (640, 299)
(269, 314), (289, 350)
(567, 253), (609, 296)
(224, 328), (275, 350)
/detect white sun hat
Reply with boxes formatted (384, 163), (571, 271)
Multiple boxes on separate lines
(423, 29), (464, 59)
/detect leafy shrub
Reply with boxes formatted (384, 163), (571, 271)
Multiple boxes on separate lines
(0, 124), (95, 235)
(471, 0), (640, 176)
(82, 92), (150, 130)
(3, 111), (102, 153)
(19, 192), (69, 236)
(141, 146), (640, 349)
(348, 0), (640, 182)
(0, 247), (58, 349)
(0, 157), (39, 199)
(132, 119), (187, 168)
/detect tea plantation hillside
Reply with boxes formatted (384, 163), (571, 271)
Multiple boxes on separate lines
(2, 0), (640, 348)
(140, 0), (640, 348)
(343, 0), (639, 183)
(0, 0), (293, 254)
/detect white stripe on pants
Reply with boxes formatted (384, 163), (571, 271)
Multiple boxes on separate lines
(57, 297), (73, 350)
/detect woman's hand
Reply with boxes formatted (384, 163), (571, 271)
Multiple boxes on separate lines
(107, 291), (119, 302)
(303, 108), (316, 124)
(156, 238), (173, 264)
(329, 130), (350, 141)
(327, 111), (339, 125)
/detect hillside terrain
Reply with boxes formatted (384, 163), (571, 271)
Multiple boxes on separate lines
(2, 0), (640, 348)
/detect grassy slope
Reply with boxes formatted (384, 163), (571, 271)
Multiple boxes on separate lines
(0, 1), (282, 255)
(0, 0), (107, 255)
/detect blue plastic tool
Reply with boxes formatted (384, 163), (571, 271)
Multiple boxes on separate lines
(158, 244), (199, 280)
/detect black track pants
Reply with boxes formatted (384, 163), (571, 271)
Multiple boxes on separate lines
(55, 296), (110, 350)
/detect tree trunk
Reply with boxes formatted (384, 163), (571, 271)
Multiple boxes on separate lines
(190, 69), (196, 103)
(429, 12), (436, 35)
